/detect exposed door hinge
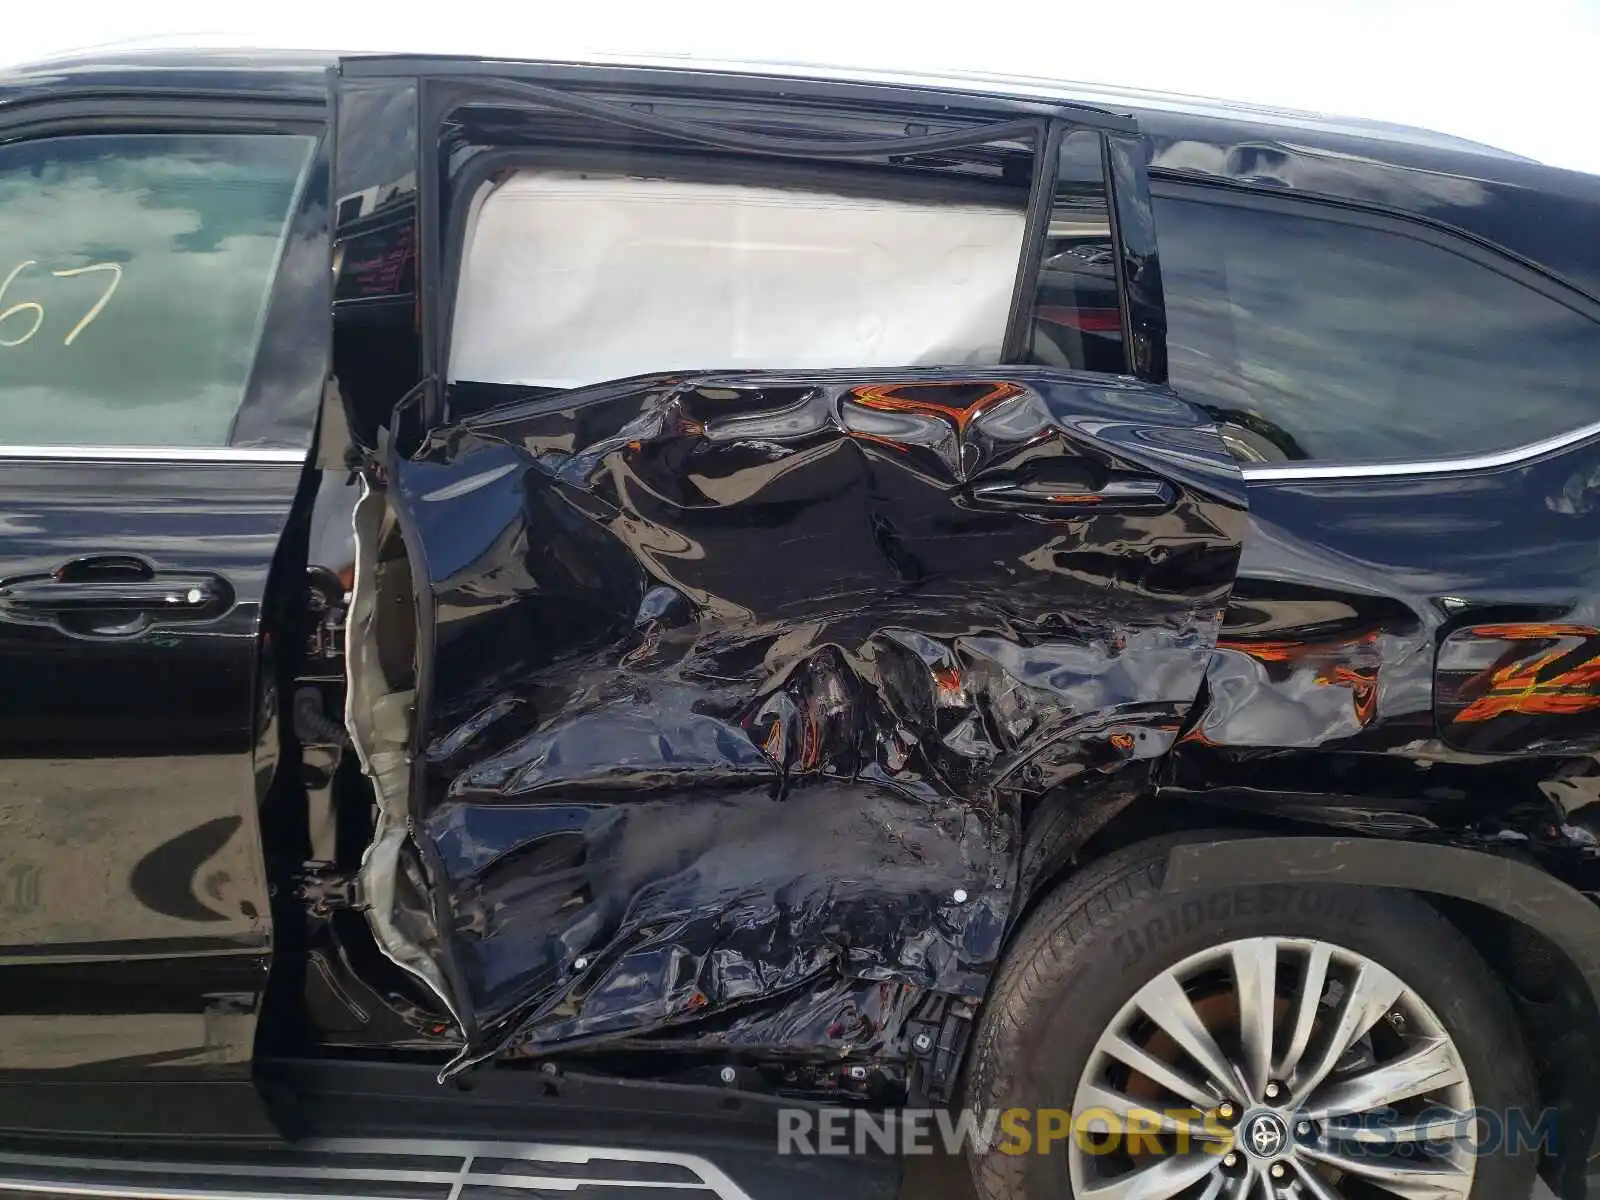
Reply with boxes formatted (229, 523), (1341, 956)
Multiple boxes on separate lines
(293, 863), (368, 915)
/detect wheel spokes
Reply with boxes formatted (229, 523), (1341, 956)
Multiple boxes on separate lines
(1076, 1082), (1228, 1141)
(1199, 1171), (1269, 1200)
(1290, 1159), (1349, 1200)
(1074, 935), (1476, 1200)
(1101, 1031), (1222, 1110)
(1304, 1036), (1469, 1120)
(1275, 941), (1332, 1081)
(1231, 938), (1278, 1100)
(1298, 1141), (1474, 1200)
(1325, 1107), (1471, 1146)
(1291, 958), (1405, 1104)
(1234, 1162), (1270, 1199)
(1077, 1151), (1223, 1200)
(1135, 971), (1249, 1103)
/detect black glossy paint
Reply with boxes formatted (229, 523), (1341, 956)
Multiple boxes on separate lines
(0, 75), (328, 1138)
(350, 54), (1600, 1105)
(331, 76), (421, 450)
(1136, 107), (1600, 304)
(1172, 446), (1600, 835)
(0, 460), (297, 1125)
(389, 367), (1246, 1072)
(0, 47), (1598, 1167)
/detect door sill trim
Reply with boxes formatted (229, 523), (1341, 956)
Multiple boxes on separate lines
(0, 1136), (757, 1200)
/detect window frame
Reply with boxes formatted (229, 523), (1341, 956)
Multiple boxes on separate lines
(428, 101), (1062, 415)
(0, 96), (328, 464)
(440, 144), (1044, 394)
(1150, 179), (1600, 481)
(356, 61), (1157, 430)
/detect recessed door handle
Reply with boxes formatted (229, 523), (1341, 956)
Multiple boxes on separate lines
(0, 556), (233, 637)
(967, 476), (1174, 512)
(0, 574), (224, 614)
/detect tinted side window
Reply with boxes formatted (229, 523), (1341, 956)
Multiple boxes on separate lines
(1155, 194), (1600, 464)
(0, 133), (314, 447)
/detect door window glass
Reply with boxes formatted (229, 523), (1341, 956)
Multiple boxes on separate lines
(1155, 194), (1600, 463)
(0, 132), (314, 447)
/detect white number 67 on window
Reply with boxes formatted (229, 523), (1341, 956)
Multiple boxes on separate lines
(0, 259), (124, 348)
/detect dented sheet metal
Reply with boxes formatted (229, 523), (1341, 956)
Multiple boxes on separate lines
(386, 367), (1247, 1069)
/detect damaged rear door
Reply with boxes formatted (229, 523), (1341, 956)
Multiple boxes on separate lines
(332, 56), (1249, 1087)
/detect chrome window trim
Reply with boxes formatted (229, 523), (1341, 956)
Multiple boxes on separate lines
(0, 445), (307, 464)
(1241, 416), (1600, 481)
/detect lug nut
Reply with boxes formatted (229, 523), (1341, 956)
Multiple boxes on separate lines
(1270, 1163), (1286, 1180)
(1264, 1081), (1282, 1100)
(1218, 1102), (1235, 1120)
(1297, 1121), (1312, 1137)
(719, 1066), (736, 1084)
(1223, 1152), (1239, 1169)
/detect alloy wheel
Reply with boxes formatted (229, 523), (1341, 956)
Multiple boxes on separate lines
(1069, 936), (1477, 1199)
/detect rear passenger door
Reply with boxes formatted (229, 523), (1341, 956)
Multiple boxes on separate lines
(0, 92), (328, 1136)
(331, 60), (1251, 1069)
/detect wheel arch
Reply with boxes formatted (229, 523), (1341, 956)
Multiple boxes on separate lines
(1159, 837), (1600, 1002)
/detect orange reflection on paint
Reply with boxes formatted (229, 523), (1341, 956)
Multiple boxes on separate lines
(1327, 665), (1379, 725)
(848, 380), (1026, 435)
(761, 720), (785, 761)
(799, 710), (822, 770)
(932, 665), (965, 704)
(1466, 623), (1596, 640)
(1216, 630), (1381, 727)
(1454, 624), (1600, 723)
(1218, 630), (1376, 662)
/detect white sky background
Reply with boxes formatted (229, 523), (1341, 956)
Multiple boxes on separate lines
(4, 0), (1599, 176)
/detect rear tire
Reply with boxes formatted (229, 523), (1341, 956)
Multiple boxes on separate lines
(963, 833), (1539, 1199)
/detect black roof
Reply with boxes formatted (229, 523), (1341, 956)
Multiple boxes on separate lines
(6, 45), (1598, 300)
(0, 47), (333, 105)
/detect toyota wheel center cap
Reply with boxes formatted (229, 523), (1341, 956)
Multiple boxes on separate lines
(1242, 1111), (1289, 1159)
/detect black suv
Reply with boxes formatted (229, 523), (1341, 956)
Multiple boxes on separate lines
(0, 47), (1598, 1200)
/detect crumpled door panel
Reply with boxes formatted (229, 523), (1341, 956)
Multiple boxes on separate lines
(385, 367), (1247, 1070)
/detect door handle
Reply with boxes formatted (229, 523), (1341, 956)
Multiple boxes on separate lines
(0, 575), (225, 613)
(966, 475), (1174, 513)
(0, 555), (232, 636)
